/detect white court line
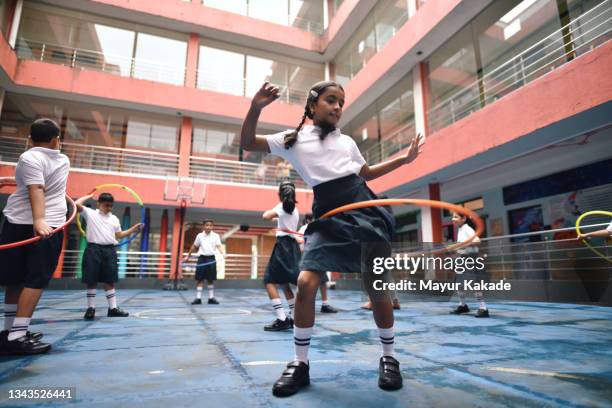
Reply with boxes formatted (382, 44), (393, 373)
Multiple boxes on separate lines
(133, 309), (252, 320)
(484, 367), (587, 380)
(241, 359), (367, 366)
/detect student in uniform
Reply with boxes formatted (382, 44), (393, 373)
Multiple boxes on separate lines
(449, 211), (489, 318)
(184, 220), (224, 305)
(240, 81), (423, 396)
(0, 119), (69, 355)
(76, 192), (143, 320)
(262, 181), (300, 331)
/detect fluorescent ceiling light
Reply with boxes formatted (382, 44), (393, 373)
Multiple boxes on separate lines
(500, 0), (538, 24)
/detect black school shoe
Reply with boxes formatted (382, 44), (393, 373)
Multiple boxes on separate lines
(107, 307), (129, 317)
(191, 298), (202, 305)
(84, 307), (95, 320)
(320, 304), (339, 313)
(450, 304), (470, 315)
(264, 318), (292, 332)
(207, 298), (220, 305)
(475, 308), (490, 318)
(0, 329), (43, 342)
(378, 356), (403, 391)
(272, 361), (310, 397)
(0, 335), (52, 355)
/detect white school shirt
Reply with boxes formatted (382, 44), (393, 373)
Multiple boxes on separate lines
(194, 231), (222, 256)
(266, 125), (366, 187)
(457, 223), (480, 255)
(298, 224), (309, 251)
(3, 147), (70, 227)
(81, 207), (121, 245)
(274, 203), (299, 237)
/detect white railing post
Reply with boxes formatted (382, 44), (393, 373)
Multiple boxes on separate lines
(251, 244), (258, 279)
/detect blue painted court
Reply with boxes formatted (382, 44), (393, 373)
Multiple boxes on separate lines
(0, 289), (611, 408)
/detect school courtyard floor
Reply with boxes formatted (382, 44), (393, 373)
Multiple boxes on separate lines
(0, 289), (611, 408)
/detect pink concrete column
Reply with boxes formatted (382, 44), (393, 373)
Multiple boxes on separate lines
(185, 33), (199, 88)
(178, 116), (193, 177)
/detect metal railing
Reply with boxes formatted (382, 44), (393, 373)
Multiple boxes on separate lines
(0, 136), (180, 177)
(15, 39), (188, 86)
(56, 251), (269, 280)
(198, 1), (325, 34)
(427, 0), (612, 133)
(362, 121), (416, 164)
(195, 70), (309, 104)
(0, 135), (313, 187)
(189, 155), (307, 188)
(391, 222), (611, 281)
(47, 222), (610, 282)
(59, 250), (172, 278)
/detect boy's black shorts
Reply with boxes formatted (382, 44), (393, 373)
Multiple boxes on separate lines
(0, 219), (64, 289)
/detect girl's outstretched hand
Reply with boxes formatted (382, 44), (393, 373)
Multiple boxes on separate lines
(402, 133), (424, 164)
(251, 82), (280, 110)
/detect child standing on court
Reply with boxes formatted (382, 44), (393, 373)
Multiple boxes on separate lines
(0, 118), (69, 355)
(449, 211), (489, 318)
(262, 181), (300, 331)
(184, 220), (224, 305)
(241, 81), (423, 396)
(75, 192), (143, 320)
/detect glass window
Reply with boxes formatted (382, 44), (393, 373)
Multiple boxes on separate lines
(16, 2), (187, 85)
(249, 0), (289, 26)
(203, 0), (247, 15)
(374, 0), (409, 50)
(0, 0), (12, 37)
(76, 24), (135, 75)
(192, 122), (241, 157)
(198, 46), (245, 95)
(426, 25), (480, 132)
(134, 33), (187, 85)
(0, 93), (179, 153)
(197, 41), (323, 104)
(126, 118), (179, 152)
(332, 0), (409, 83)
(567, 0), (610, 54)
(476, 0), (562, 102)
(289, 0), (324, 33)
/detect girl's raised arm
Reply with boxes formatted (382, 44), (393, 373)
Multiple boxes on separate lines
(241, 82), (280, 152)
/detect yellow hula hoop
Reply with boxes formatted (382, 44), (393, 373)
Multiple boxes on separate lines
(575, 210), (612, 264)
(77, 184), (144, 237)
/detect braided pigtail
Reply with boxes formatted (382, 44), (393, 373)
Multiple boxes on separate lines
(284, 107), (311, 149)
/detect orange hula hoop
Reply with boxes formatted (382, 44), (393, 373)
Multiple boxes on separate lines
(320, 198), (484, 255)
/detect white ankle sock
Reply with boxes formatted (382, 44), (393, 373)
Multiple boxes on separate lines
(86, 289), (96, 308)
(378, 327), (395, 358)
(294, 326), (313, 363)
(271, 298), (287, 320)
(476, 292), (487, 310)
(208, 285), (214, 299)
(105, 289), (117, 309)
(196, 287), (203, 299)
(3, 304), (17, 331)
(8, 317), (31, 341)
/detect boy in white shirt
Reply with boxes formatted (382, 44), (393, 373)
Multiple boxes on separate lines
(0, 118), (69, 355)
(183, 220), (224, 305)
(75, 193), (143, 320)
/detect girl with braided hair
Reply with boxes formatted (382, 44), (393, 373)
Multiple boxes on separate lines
(261, 181), (300, 332)
(241, 81), (424, 397)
